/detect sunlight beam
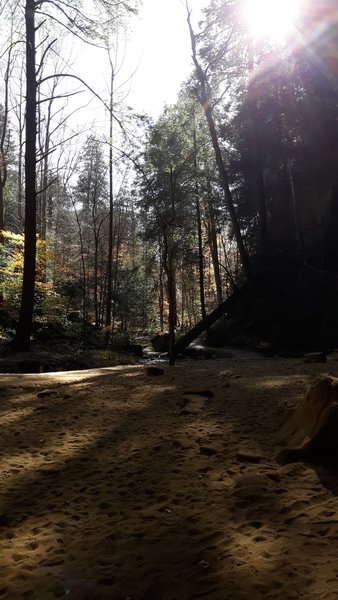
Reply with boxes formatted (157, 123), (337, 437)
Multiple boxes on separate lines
(244, 0), (301, 42)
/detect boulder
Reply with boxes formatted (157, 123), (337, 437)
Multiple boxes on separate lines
(151, 333), (170, 353)
(276, 375), (338, 465)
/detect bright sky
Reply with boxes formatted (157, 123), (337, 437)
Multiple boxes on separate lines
(38, 0), (302, 147)
(68, 0), (208, 129)
(125, 0), (208, 117)
(82, 0), (299, 121)
(244, 0), (301, 42)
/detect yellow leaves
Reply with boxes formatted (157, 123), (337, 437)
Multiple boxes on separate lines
(0, 230), (58, 309)
(1, 230), (24, 246)
(118, 243), (135, 267)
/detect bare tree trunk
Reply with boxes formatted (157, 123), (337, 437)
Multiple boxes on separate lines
(111, 211), (122, 338)
(105, 63), (114, 340)
(0, 173), (5, 249)
(192, 110), (207, 319)
(180, 268), (185, 327)
(37, 78), (56, 243)
(16, 69), (25, 230)
(94, 235), (100, 328)
(286, 158), (303, 257)
(0, 28), (14, 246)
(187, 12), (254, 285)
(72, 199), (88, 335)
(36, 86), (52, 283)
(196, 193), (206, 318)
(247, 41), (268, 257)
(0, 163), (4, 248)
(14, 0), (37, 350)
(159, 243), (164, 331)
(162, 224), (176, 366)
(207, 196), (223, 304)
(276, 82), (303, 260)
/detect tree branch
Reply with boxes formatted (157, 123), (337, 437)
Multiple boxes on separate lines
(38, 73), (125, 129)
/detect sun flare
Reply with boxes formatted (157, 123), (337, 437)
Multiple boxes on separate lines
(244, 0), (300, 42)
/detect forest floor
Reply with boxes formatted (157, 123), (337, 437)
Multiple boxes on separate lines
(2, 354), (338, 599)
(0, 334), (144, 373)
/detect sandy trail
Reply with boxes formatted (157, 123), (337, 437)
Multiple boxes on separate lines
(1, 356), (338, 599)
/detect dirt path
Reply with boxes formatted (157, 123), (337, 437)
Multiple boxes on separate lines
(1, 356), (338, 599)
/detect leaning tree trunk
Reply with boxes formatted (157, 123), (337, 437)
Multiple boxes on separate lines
(247, 41), (268, 258)
(187, 12), (254, 286)
(192, 111), (207, 319)
(14, 0), (37, 351)
(196, 192), (206, 318)
(174, 285), (248, 357)
(201, 100), (253, 284)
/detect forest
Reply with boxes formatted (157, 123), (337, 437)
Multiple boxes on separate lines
(3, 3), (338, 599)
(0, 0), (338, 364)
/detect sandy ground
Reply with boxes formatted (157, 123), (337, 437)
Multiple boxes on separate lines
(1, 354), (338, 600)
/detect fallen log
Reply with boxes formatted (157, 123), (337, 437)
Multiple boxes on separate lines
(174, 285), (247, 357)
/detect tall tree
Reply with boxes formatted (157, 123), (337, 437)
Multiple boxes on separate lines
(11, 0), (138, 349)
(187, 8), (254, 285)
(0, 3), (18, 244)
(139, 105), (196, 363)
(105, 54), (115, 338)
(192, 106), (207, 319)
(74, 135), (108, 329)
(14, 0), (37, 350)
